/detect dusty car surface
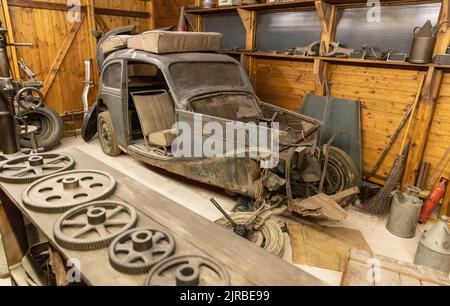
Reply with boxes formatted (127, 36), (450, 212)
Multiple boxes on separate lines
(82, 33), (360, 209)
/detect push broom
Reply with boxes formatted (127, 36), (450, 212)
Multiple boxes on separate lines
(362, 75), (425, 217)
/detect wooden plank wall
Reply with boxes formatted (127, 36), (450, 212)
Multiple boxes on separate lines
(0, 0), (152, 116)
(153, 0), (193, 29)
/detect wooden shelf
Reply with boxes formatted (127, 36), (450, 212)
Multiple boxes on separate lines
(185, 0), (438, 14)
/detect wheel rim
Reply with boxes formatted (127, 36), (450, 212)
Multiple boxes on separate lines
(100, 120), (112, 149)
(21, 112), (52, 141)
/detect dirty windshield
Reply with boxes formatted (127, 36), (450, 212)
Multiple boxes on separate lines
(169, 62), (246, 92)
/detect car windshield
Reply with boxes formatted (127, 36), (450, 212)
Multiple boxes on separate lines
(169, 62), (246, 92)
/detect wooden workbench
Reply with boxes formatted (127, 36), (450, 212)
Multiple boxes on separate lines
(0, 148), (323, 286)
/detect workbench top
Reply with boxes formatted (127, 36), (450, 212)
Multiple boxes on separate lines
(0, 148), (323, 286)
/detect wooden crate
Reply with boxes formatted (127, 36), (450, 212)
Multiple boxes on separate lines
(341, 248), (450, 286)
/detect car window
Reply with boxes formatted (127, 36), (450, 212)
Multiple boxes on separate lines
(102, 62), (122, 89)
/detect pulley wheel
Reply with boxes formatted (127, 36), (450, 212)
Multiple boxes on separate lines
(215, 212), (284, 257)
(53, 201), (138, 251)
(145, 255), (230, 286)
(109, 228), (175, 275)
(22, 170), (116, 213)
(0, 153), (75, 183)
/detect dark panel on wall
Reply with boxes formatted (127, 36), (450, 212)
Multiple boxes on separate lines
(203, 13), (246, 50)
(335, 3), (441, 55)
(256, 11), (322, 53)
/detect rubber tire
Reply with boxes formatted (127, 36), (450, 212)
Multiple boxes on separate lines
(323, 147), (361, 207)
(98, 111), (121, 156)
(215, 213), (284, 257)
(19, 106), (64, 151)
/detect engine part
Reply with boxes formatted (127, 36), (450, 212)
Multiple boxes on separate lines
(0, 77), (19, 154)
(386, 52), (407, 62)
(15, 87), (43, 110)
(0, 153), (75, 183)
(292, 41), (320, 56)
(109, 228), (176, 275)
(18, 106), (64, 151)
(145, 255), (230, 286)
(215, 212), (284, 257)
(54, 201), (138, 251)
(22, 170), (116, 213)
(321, 42), (354, 58)
(414, 215), (450, 273)
(419, 177), (449, 224)
(386, 185), (423, 238)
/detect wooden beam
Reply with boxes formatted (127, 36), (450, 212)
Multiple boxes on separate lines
(94, 14), (109, 33)
(315, 0), (337, 54)
(7, 0), (149, 18)
(1, 0), (20, 79)
(402, 67), (443, 187)
(433, 0), (450, 57)
(313, 59), (328, 95)
(94, 7), (149, 18)
(42, 14), (85, 97)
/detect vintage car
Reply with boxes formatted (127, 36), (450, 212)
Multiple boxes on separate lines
(82, 30), (360, 208)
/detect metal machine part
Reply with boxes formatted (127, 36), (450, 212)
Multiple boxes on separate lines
(0, 77), (19, 154)
(0, 153), (75, 183)
(15, 87), (43, 110)
(22, 170), (116, 213)
(321, 42), (355, 58)
(215, 212), (285, 257)
(414, 215), (450, 273)
(54, 201), (138, 251)
(291, 41), (321, 56)
(109, 228), (176, 275)
(82, 60), (93, 119)
(145, 255), (230, 286)
(386, 185), (423, 238)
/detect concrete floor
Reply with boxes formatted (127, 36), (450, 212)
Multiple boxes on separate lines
(0, 136), (435, 285)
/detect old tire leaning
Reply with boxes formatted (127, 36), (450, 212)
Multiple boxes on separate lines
(19, 106), (64, 151)
(322, 147), (361, 207)
(98, 111), (121, 156)
(215, 212), (284, 257)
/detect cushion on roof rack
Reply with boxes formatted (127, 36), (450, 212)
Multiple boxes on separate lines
(101, 35), (133, 54)
(127, 30), (222, 54)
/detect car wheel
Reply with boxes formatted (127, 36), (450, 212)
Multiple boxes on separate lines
(98, 111), (121, 156)
(19, 106), (64, 151)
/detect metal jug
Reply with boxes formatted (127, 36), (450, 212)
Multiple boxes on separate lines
(414, 215), (450, 273)
(386, 185), (423, 238)
(409, 20), (439, 64)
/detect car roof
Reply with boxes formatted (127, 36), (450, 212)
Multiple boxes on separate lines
(103, 49), (239, 67)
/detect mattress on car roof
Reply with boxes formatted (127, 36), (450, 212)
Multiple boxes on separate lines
(101, 35), (133, 54)
(127, 30), (223, 54)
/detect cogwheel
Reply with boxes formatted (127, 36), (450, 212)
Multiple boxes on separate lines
(0, 153), (75, 184)
(145, 255), (230, 286)
(109, 228), (176, 275)
(22, 170), (116, 213)
(53, 201), (138, 251)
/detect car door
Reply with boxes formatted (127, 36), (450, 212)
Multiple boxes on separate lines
(100, 60), (128, 149)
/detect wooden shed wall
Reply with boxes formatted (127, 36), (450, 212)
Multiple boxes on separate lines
(0, 0), (152, 116)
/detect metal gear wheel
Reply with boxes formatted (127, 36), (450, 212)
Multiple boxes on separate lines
(53, 201), (138, 251)
(215, 212), (285, 257)
(109, 228), (176, 275)
(22, 170), (116, 213)
(145, 255), (230, 286)
(0, 153), (75, 183)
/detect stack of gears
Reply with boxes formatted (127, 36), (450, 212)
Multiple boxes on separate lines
(0, 153), (230, 286)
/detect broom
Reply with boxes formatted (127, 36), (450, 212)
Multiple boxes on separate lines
(362, 75), (425, 217)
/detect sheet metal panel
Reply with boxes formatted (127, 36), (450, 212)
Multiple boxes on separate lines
(335, 3), (441, 54)
(204, 13), (246, 50)
(256, 11), (322, 52)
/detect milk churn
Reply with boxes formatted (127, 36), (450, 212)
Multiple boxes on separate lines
(386, 185), (423, 238)
(414, 216), (450, 273)
(409, 20), (439, 64)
